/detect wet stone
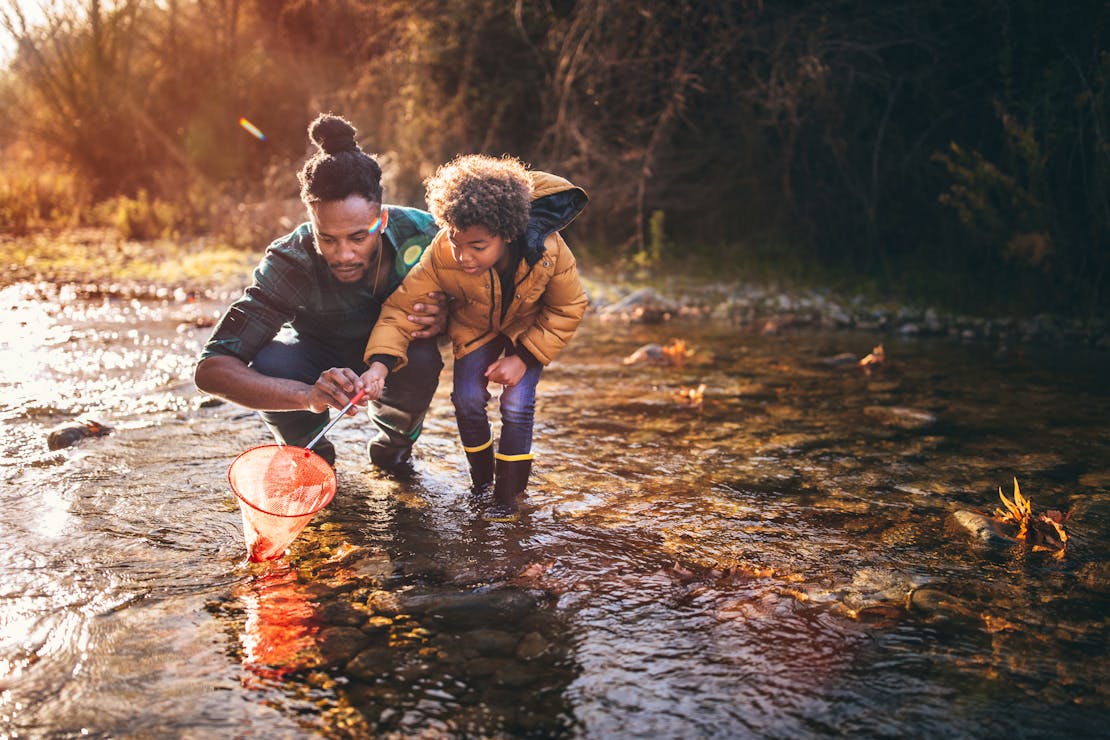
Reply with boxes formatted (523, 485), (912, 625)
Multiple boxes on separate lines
(894, 480), (958, 497)
(316, 626), (371, 668)
(400, 589), (539, 629)
(318, 600), (368, 628)
(460, 628), (519, 656)
(909, 588), (975, 621)
(362, 615), (394, 632)
(464, 656), (499, 678)
(863, 405), (938, 430)
(950, 510), (1018, 546)
(46, 419), (112, 450)
(345, 646), (397, 680)
(493, 659), (541, 688)
(515, 632), (549, 660)
(364, 589), (403, 616)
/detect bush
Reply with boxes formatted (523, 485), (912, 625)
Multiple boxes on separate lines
(0, 165), (84, 234)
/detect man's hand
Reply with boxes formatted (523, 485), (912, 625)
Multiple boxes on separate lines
(408, 291), (447, 339)
(485, 355), (527, 388)
(308, 367), (366, 415)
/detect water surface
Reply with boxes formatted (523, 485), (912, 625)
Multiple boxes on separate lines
(1, 282), (1107, 737)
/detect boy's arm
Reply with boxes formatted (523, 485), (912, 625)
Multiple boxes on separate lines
(516, 235), (589, 365)
(363, 240), (446, 371)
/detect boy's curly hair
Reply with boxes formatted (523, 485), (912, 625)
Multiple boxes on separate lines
(424, 154), (531, 240)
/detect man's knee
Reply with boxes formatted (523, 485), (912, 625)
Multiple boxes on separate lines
(403, 337), (445, 377)
(380, 337), (443, 408)
(250, 334), (332, 384)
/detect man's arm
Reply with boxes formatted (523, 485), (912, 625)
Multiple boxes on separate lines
(194, 355), (366, 415)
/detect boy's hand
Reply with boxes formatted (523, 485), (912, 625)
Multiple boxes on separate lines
(358, 362), (390, 401)
(485, 355), (527, 388)
(409, 291), (447, 339)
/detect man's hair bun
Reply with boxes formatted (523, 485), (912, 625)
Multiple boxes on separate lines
(309, 114), (359, 155)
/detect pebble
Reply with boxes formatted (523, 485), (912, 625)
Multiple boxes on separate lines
(46, 419), (112, 450)
(862, 406), (938, 430)
(950, 510), (1018, 546)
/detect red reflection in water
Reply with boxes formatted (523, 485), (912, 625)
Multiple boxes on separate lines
(237, 565), (321, 683)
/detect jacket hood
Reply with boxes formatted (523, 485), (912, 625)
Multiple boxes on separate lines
(520, 171), (588, 266)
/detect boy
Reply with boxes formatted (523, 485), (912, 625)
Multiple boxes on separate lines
(360, 154), (588, 519)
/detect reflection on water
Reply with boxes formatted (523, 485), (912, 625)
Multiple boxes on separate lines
(0, 281), (1108, 737)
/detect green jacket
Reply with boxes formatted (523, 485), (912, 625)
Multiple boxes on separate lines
(200, 205), (438, 364)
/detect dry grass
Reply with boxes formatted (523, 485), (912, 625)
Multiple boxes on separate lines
(0, 228), (261, 290)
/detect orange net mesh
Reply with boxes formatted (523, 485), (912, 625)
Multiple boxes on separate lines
(228, 445), (337, 517)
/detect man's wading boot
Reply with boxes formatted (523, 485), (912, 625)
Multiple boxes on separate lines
(485, 454), (533, 522)
(464, 442), (494, 492)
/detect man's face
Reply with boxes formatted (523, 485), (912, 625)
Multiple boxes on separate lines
(448, 225), (510, 276)
(309, 196), (386, 284)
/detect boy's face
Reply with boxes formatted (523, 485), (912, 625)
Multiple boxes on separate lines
(309, 195), (388, 284)
(448, 225), (510, 275)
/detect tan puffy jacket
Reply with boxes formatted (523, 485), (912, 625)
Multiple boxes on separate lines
(363, 171), (589, 369)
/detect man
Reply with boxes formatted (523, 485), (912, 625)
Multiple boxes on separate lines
(194, 113), (444, 473)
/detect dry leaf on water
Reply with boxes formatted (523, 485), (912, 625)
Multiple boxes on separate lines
(661, 338), (695, 366)
(990, 477), (1070, 558)
(674, 383), (706, 408)
(858, 343), (885, 375)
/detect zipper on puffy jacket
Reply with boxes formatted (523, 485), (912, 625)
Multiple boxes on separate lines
(462, 269), (498, 350)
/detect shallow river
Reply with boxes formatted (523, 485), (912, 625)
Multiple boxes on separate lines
(1, 282), (1108, 738)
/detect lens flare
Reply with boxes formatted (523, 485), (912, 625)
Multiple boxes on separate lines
(238, 117), (266, 141)
(367, 207), (389, 235)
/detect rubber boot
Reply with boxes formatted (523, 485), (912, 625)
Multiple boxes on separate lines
(486, 455), (532, 522)
(464, 442), (494, 492)
(367, 435), (417, 479)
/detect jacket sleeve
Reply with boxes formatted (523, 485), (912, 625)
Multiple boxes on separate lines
(517, 235), (589, 365)
(363, 238), (446, 371)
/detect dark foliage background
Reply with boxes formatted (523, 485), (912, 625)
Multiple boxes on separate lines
(1, 0), (1106, 317)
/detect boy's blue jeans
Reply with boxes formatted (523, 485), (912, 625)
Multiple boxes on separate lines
(451, 336), (543, 457)
(250, 328), (443, 467)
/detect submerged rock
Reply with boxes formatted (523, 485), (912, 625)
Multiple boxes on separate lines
(601, 288), (680, 323)
(950, 509), (1018, 546)
(908, 587), (977, 621)
(819, 352), (859, 367)
(315, 626), (371, 668)
(46, 419), (112, 450)
(196, 396), (225, 409)
(622, 343), (664, 365)
(400, 588), (539, 629)
(863, 406), (937, 430)
(346, 646), (396, 679)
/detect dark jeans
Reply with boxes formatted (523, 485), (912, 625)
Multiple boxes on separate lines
(250, 329), (443, 467)
(450, 336), (543, 457)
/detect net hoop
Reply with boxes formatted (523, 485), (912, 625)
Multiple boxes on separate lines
(227, 444), (337, 518)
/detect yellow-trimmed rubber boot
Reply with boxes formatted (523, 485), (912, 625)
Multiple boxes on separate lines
(464, 439), (495, 492)
(486, 454), (533, 522)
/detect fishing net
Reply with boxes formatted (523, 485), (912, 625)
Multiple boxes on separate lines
(228, 445), (337, 561)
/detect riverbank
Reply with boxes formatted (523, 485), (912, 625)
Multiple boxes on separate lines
(3, 229), (1106, 350)
(583, 277), (1110, 351)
